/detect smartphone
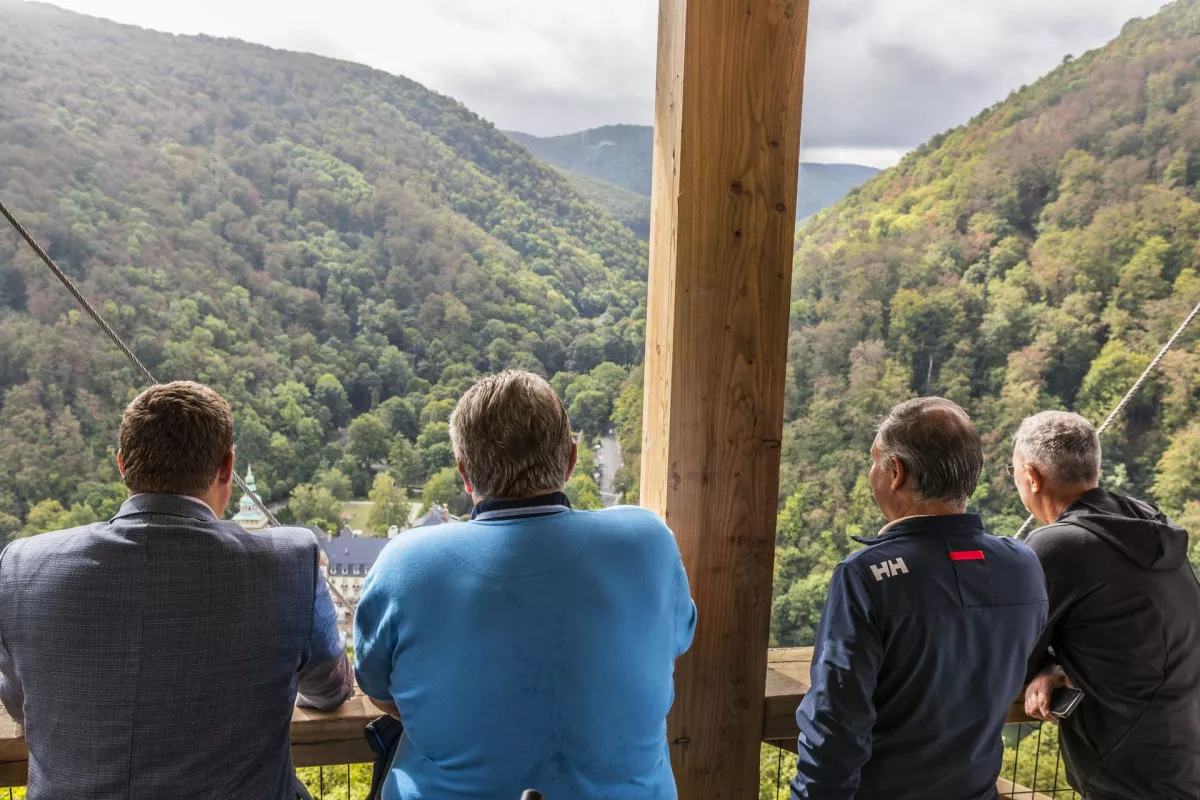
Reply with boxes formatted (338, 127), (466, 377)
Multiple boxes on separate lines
(1050, 686), (1084, 719)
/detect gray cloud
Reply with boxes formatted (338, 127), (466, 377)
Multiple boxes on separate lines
(45, 0), (1172, 158)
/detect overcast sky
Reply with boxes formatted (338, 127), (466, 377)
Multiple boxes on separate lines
(45, 0), (1169, 167)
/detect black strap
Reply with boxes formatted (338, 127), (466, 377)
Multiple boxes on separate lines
(364, 714), (405, 800)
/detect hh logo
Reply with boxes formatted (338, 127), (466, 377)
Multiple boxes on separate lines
(870, 558), (909, 582)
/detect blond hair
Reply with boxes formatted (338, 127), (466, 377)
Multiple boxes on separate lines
(119, 381), (234, 496)
(449, 371), (573, 499)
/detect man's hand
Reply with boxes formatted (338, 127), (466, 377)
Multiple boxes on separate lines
(1025, 665), (1073, 722)
(369, 696), (401, 720)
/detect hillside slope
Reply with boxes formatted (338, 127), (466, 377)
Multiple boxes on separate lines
(0, 1), (646, 534)
(773, 0), (1200, 644)
(505, 125), (879, 226)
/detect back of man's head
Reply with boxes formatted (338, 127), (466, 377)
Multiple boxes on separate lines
(449, 371), (573, 500)
(120, 381), (234, 496)
(1014, 411), (1101, 487)
(877, 397), (983, 507)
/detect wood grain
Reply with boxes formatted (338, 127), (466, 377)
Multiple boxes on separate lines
(0, 654), (1051, 790)
(643, 0), (810, 795)
(0, 690), (379, 787)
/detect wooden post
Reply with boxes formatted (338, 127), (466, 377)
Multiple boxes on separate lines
(643, 0), (809, 797)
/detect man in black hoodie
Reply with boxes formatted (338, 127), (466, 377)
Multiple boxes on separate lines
(1013, 411), (1200, 800)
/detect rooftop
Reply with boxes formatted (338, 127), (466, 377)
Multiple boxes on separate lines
(321, 531), (389, 571)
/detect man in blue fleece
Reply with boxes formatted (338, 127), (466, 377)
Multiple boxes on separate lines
(354, 370), (697, 800)
(792, 397), (1047, 800)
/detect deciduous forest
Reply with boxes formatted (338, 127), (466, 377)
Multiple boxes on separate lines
(6, 0), (1200, 796)
(3, 0), (1200, 661)
(0, 1), (643, 540)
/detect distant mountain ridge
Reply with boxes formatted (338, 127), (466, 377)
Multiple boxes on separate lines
(504, 125), (880, 229)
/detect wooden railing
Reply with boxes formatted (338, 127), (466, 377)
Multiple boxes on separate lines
(0, 647), (1039, 788)
(0, 691), (379, 787)
(762, 647), (1033, 750)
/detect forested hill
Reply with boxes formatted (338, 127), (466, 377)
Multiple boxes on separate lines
(0, 1), (647, 538)
(768, 0), (1200, 644)
(504, 125), (879, 226)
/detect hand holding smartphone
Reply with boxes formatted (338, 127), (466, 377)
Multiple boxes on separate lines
(1050, 686), (1084, 719)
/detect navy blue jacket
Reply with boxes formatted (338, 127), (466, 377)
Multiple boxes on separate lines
(791, 514), (1048, 800)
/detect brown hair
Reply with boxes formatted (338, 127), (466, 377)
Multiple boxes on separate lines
(119, 381), (234, 496)
(449, 371), (573, 499)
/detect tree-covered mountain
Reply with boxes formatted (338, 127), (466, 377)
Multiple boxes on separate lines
(505, 125), (879, 227)
(771, 0), (1200, 645)
(560, 171), (652, 240)
(599, 0), (1200, 651)
(0, 1), (645, 540)
(505, 126), (657, 195)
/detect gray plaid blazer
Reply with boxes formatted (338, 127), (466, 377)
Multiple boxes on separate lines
(0, 493), (353, 800)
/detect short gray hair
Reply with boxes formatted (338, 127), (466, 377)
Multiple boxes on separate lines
(876, 397), (983, 505)
(1014, 411), (1101, 486)
(449, 371), (573, 499)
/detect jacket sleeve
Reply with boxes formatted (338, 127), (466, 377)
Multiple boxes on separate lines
(673, 544), (698, 658)
(0, 545), (23, 726)
(791, 564), (881, 800)
(1024, 527), (1081, 681)
(296, 546), (355, 711)
(353, 552), (401, 702)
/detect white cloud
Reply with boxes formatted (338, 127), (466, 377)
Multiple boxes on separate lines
(41, 0), (1171, 149)
(803, 147), (910, 170)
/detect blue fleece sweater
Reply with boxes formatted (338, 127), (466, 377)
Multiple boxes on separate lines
(354, 502), (697, 800)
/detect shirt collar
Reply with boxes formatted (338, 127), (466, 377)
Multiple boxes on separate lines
(131, 493), (214, 514)
(852, 512), (985, 546)
(471, 492), (573, 522)
(114, 493), (219, 522)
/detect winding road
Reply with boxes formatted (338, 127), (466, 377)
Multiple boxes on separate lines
(597, 427), (623, 507)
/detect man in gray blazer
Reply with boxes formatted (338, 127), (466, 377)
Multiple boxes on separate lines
(0, 381), (353, 800)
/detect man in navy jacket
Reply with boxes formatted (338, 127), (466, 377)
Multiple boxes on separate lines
(791, 397), (1048, 800)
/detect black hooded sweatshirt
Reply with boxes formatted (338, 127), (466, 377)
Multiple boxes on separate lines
(1026, 488), (1200, 800)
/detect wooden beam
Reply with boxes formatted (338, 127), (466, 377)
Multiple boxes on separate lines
(643, 0), (810, 795)
(0, 692), (378, 788)
(0, 651), (1063, 790)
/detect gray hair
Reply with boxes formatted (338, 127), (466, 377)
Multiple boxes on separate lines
(449, 371), (573, 499)
(876, 397), (983, 506)
(1014, 411), (1101, 486)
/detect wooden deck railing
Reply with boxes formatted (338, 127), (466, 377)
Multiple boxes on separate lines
(0, 647), (1039, 788)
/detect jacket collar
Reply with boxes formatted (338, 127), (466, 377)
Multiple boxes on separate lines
(1060, 486), (1110, 518)
(471, 491), (572, 521)
(852, 512), (985, 546)
(112, 493), (219, 523)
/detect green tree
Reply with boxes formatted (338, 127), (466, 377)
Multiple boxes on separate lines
(313, 373), (351, 430)
(389, 436), (426, 489)
(569, 390), (610, 437)
(367, 473), (408, 535)
(290, 484), (343, 536)
(1154, 421), (1200, 513)
(565, 474), (603, 510)
(759, 744), (798, 800)
(422, 467), (466, 513)
(316, 467), (354, 502)
(22, 499), (71, 537)
(589, 362), (629, 398)
(348, 413), (391, 469)
(771, 569), (834, 648)
(0, 511), (21, 546)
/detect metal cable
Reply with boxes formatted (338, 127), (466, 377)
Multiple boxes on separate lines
(0, 197), (353, 610)
(1, 199), (156, 386)
(1016, 297), (1200, 539)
